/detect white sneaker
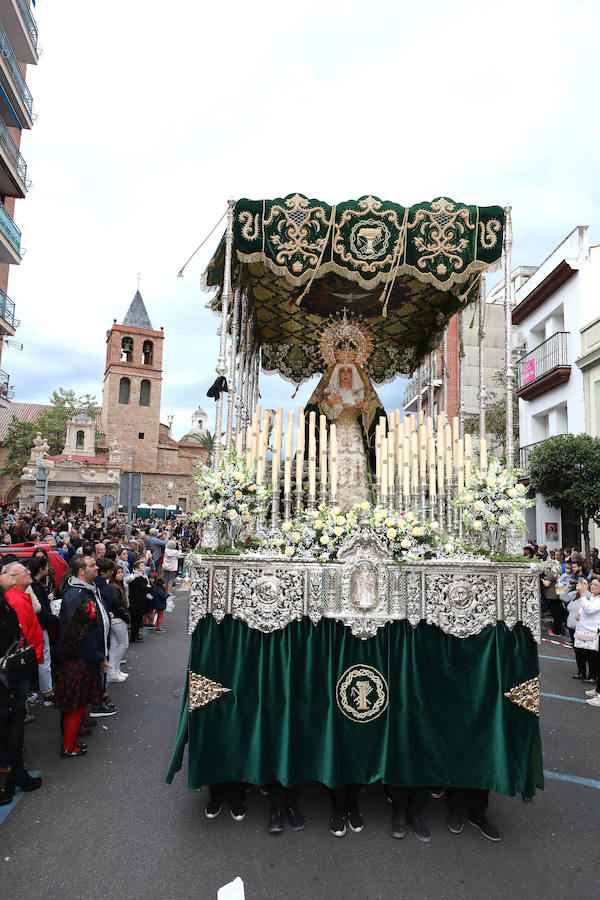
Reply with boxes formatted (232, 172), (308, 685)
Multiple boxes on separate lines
(586, 695), (600, 707)
(585, 689), (598, 697)
(118, 671), (129, 679)
(107, 672), (127, 683)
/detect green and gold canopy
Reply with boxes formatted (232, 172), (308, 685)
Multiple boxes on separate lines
(205, 194), (505, 384)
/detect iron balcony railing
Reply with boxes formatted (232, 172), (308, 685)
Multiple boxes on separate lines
(519, 435), (570, 470)
(17, 0), (38, 51)
(0, 23), (33, 115)
(0, 287), (18, 328)
(0, 201), (21, 254)
(517, 331), (569, 390)
(403, 370), (441, 407)
(0, 116), (27, 184)
(0, 369), (13, 400)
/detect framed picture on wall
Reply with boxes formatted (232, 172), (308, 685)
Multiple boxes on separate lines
(545, 522), (559, 543)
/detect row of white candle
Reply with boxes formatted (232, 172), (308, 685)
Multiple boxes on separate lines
(236, 406), (338, 498)
(233, 404), (487, 501)
(375, 412), (487, 497)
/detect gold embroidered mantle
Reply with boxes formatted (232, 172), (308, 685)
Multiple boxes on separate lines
(504, 676), (540, 716)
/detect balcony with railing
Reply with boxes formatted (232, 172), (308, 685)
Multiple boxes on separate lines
(0, 368), (13, 401)
(0, 21), (34, 126)
(516, 332), (570, 401)
(0, 114), (27, 196)
(0, 287), (18, 331)
(519, 434), (570, 472)
(0, 200), (21, 261)
(403, 369), (441, 411)
(17, 0), (38, 52)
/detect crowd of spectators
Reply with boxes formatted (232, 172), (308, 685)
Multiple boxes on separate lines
(0, 504), (199, 804)
(522, 540), (600, 708)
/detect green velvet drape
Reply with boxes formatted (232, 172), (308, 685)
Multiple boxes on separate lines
(167, 617), (543, 798)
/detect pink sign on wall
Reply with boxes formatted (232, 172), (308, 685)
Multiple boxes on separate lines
(522, 358), (536, 385)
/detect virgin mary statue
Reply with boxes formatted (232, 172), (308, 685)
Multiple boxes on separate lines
(305, 314), (386, 511)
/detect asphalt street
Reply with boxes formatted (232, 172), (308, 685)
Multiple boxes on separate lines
(1, 589), (599, 900)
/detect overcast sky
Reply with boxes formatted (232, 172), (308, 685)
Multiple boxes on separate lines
(5, 0), (599, 437)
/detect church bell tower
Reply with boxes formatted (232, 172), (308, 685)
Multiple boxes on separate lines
(101, 290), (164, 473)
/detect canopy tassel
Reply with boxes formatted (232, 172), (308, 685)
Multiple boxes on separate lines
(295, 206), (337, 306)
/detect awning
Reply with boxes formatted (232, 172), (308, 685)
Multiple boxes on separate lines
(204, 194), (504, 384)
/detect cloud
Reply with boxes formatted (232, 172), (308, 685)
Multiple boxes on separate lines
(3, 0), (599, 442)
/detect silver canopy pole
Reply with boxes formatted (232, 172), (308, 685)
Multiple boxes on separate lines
(212, 197), (235, 471)
(503, 206), (515, 469)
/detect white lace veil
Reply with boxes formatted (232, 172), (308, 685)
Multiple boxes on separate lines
(325, 363), (364, 398)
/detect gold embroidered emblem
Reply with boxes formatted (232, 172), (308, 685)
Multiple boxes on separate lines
(504, 675), (540, 717)
(188, 670), (231, 712)
(336, 664), (389, 723)
(350, 220), (391, 259)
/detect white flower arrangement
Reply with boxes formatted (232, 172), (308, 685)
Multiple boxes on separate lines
(368, 506), (450, 561)
(193, 452), (270, 532)
(452, 455), (534, 550)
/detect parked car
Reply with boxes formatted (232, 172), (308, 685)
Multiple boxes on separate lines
(2, 542), (69, 585)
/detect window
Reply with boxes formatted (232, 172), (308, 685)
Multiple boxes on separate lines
(118, 377), (130, 404)
(75, 430), (85, 450)
(178, 497), (187, 512)
(142, 340), (153, 365)
(121, 337), (133, 362)
(138, 432), (144, 440)
(139, 378), (151, 407)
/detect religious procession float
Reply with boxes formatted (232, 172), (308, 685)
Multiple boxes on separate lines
(167, 194), (543, 799)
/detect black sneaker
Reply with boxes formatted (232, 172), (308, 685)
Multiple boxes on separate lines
(204, 798), (222, 819)
(407, 814), (431, 843)
(390, 812), (407, 839)
(447, 808), (465, 834)
(572, 674), (585, 680)
(230, 802), (247, 822)
(329, 814), (347, 837)
(468, 814), (501, 841)
(60, 743), (88, 758)
(285, 805), (305, 831)
(268, 810), (284, 833)
(347, 809), (364, 832)
(89, 703), (117, 717)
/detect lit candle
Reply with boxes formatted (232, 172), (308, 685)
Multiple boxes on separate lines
(296, 407), (305, 498)
(452, 417), (459, 472)
(411, 431), (418, 491)
(308, 411), (316, 496)
(403, 436), (410, 497)
(330, 424), (338, 498)
(465, 434), (472, 487)
(428, 437), (437, 498)
(283, 410), (293, 494)
(319, 414), (328, 486)
(445, 424), (453, 482)
(479, 437), (487, 473)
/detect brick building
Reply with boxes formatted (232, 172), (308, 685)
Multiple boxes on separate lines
(0, 2), (40, 408)
(101, 291), (208, 513)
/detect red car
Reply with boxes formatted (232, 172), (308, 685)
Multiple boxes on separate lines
(3, 542), (69, 585)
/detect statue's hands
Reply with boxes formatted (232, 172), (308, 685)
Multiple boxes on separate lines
(328, 392), (342, 405)
(355, 400), (368, 410)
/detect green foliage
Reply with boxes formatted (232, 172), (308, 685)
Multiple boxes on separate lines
(464, 370), (519, 461)
(528, 433), (600, 558)
(199, 430), (214, 460)
(1, 389), (102, 481)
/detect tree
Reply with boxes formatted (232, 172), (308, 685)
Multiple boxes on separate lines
(199, 430), (214, 463)
(1, 389), (102, 481)
(527, 434), (600, 561)
(465, 369), (519, 464)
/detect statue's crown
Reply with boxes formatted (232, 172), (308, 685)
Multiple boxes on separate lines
(319, 310), (373, 368)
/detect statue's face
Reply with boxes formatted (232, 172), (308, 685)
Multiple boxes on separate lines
(339, 366), (353, 389)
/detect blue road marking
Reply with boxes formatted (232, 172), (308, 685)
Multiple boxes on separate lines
(544, 770), (600, 790)
(541, 691), (586, 704)
(539, 655), (573, 662)
(0, 770), (41, 825)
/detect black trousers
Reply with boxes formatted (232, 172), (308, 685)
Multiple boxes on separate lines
(329, 784), (360, 815)
(0, 687), (26, 785)
(268, 781), (299, 812)
(130, 615), (143, 642)
(209, 782), (246, 807)
(447, 787), (489, 817)
(569, 628), (589, 677)
(386, 785), (426, 816)
(549, 598), (565, 634)
(581, 648), (600, 690)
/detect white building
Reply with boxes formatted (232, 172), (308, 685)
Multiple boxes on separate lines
(513, 225), (598, 547)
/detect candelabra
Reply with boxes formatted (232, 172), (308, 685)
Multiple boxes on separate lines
(283, 491), (293, 523)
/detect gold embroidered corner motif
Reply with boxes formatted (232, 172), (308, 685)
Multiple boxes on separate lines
(504, 675), (540, 717)
(188, 670), (231, 712)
